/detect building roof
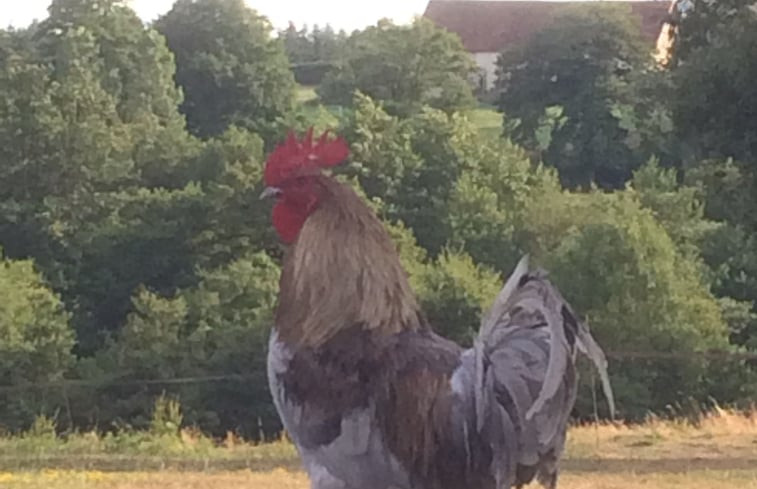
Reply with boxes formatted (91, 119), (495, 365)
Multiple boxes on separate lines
(423, 1), (672, 53)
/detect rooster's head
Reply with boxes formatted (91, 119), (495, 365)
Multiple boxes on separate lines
(261, 128), (350, 244)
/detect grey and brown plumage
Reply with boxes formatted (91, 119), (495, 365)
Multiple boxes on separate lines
(262, 129), (614, 489)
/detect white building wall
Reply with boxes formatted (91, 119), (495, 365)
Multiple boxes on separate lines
(473, 52), (499, 90)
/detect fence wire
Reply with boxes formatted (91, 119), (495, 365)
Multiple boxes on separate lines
(0, 350), (755, 392)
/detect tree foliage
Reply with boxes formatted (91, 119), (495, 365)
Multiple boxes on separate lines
(528, 190), (728, 416)
(340, 93), (735, 418)
(413, 251), (502, 347)
(41, 0), (183, 124)
(671, 13), (757, 164)
(0, 0), (755, 436)
(279, 23), (348, 84)
(0, 2), (208, 354)
(155, 0), (295, 139)
(0, 252), (74, 429)
(665, 3), (757, 354)
(279, 23), (347, 64)
(72, 252), (279, 435)
(669, 0), (756, 65)
(496, 4), (660, 188)
(319, 19), (477, 116)
(342, 92), (552, 262)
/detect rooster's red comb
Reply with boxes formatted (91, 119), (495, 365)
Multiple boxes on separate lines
(264, 128), (350, 187)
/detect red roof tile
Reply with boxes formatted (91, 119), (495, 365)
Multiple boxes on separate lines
(423, 1), (671, 52)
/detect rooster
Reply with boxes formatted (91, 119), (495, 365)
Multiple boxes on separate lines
(262, 129), (614, 489)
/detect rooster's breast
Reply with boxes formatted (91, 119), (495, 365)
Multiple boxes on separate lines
(267, 329), (414, 489)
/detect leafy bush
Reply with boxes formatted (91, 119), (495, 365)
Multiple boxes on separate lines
(496, 3), (656, 188)
(155, 0), (295, 138)
(319, 19), (477, 116)
(70, 252), (280, 438)
(291, 61), (337, 85)
(149, 395), (183, 438)
(0, 254), (75, 431)
(527, 191), (729, 418)
(412, 251), (502, 346)
(0, 0), (756, 436)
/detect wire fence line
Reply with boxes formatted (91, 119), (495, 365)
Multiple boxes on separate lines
(0, 374), (260, 393)
(0, 350), (755, 393)
(605, 350), (757, 360)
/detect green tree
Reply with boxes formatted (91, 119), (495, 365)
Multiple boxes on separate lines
(412, 251), (501, 346)
(666, 4), (757, 353)
(188, 127), (279, 267)
(155, 0), (295, 139)
(38, 0), (193, 187)
(319, 19), (476, 116)
(342, 94), (454, 254)
(0, 23), (139, 273)
(41, 0), (182, 124)
(1, 2), (278, 356)
(280, 23), (347, 64)
(523, 189), (729, 417)
(496, 4), (656, 188)
(669, 0), (755, 65)
(630, 158), (718, 259)
(312, 25), (346, 62)
(343, 92), (555, 267)
(181, 252), (279, 435)
(73, 252), (280, 438)
(343, 95), (735, 416)
(52, 125), (270, 355)
(447, 138), (559, 274)
(671, 15), (757, 164)
(685, 160), (757, 351)
(0, 17), (199, 353)
(0, 252), (74, 430)
(280, 23), (348, 85)
(280, 23), (313, 64)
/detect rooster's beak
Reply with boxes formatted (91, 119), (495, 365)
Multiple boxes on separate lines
(260, 187), (282, 200)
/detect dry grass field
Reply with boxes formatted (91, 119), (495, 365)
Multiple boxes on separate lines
(1, 407), (755, 489)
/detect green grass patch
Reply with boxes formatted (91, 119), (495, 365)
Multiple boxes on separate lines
(2, 409), (757, 488)
(466, 106), (502, 139)
(295, 85), (318, 104)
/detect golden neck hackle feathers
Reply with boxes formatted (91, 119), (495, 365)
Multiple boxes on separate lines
(275, 176), (424, 349)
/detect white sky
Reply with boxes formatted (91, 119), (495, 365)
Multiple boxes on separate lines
(1, 0), (430, 31)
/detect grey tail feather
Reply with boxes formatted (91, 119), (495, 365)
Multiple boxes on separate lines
(479, 254), (616, 420)
(479, 254), (530, 339)
(575, 321), (616, 419)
